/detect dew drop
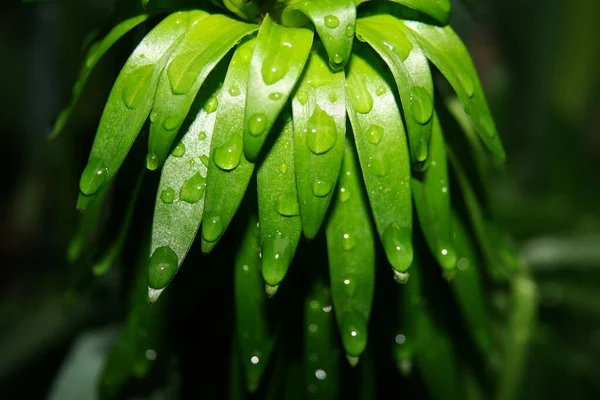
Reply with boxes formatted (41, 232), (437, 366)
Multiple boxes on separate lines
(346, 23), (354, 37)
(324, 15), (340, 28)
(329, 92), (338, 103)
(347, 74), (373, 114)
(410, 86), (434, 125)
(160, 187), (175, 204)
(342, 233), (356, 251)
(341, 311), (367, 357)
(179, 172), (206, 203)
(275, 193), (300, 216)
(203, 213), (224, 242)
(163, 115), (181, 131)
(305, 105), (338, 155)
(342, 277), (357, 297)
(171, 142), (185, 157)
(268, 92), (283, 101)
(197, 131), (207, 140)
(382, 223), (413, 272)
(279, 163), (287, 174)
(146, 153), (159, 170)
(296, 89), (308, 105)
(376, 85), (386, 96)
(203, 96), (218, 113)
(79, 157), (108, 196)
(149, 110), (158, 123)
(248, 113), (267, 136)
(148, 246), (178, 289)
(331, 53), (344, 67)
(122, 64), (154, 109)
(213, 135), (242, 171)
(365, 125), (384, 145)
(311, 178), (333, 197)
(261, 33), (293, 85)
(199, 154), (209, 167)
(228, 85), (241, 97)
(339, 187), (351, 202)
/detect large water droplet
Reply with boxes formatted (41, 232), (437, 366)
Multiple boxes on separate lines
(149, 110), (158, 123)
(311, 178), (332, 197)
(342, 233), (356, 250)
(347, 77), (373, 114)
(213, 134), (242, 171)
(382, 223), (413, 272)
(330, 53), (344, 67)
(228, 85), (241, 97)
(171, 142), (185, 157)
(248, 113), (267, 136)
(438, 243), (457, 270)
(167, 52), (201, 95)
(261, 32), (293, 85)
(410, 86), (434, 125)
(203, 96), (218, 113)
(365, 125), (384, 145)
(79, 157), (108, 195)
(160, 187), (175, 203)
(203, 213), (224, 242)
(275, 192), (300, 216)
(340, 311), (367, 357)
(199, 154), (209, 167)
(305, 105), (337, 155)
(296, 89), (308, 105)
(146, 153), (159, 170)
(346, 23), (354, 37)
(179, 172), (205, 203)
(268, 92), (282, 101)
(122, 64), (154, 109)
(324, 15), (340, 28)
(342, 277), (357, 297)
(148, 246), (178, 289)
(368, 150), (387, 176)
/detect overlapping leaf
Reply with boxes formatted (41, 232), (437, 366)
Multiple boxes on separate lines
(387, 0), (452, 25)
(243, 14), (313, 161)
(346, 45), (413, 279)
(292, 48), (346, 239)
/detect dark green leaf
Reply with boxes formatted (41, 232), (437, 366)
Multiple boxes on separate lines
(387, 0), (452, 25)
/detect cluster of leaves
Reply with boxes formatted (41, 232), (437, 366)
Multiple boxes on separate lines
(49, 0), (536, 398)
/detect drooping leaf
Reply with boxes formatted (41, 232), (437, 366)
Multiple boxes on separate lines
(147, 79), (221, 302)
(243, 14), (313, 161)
(412, 113), (456, 270)
(201, 38), (257, 252)
(401, 20), (506, 161)
(76, 11), (194, 211)
(67, 187), (109, 263)
(282, 0), (356, 70)
(292, 47), (346, 239)
(304, 279), (340, 396)
(257, 119), (302, 291)
(147, 13), (257, 169)
(357, 15), (434, 166)
(387, 0), (452, 25)
(51, 14), (149, 138)
(346, 45), (413, 279)
(235, 214), (278, 393)
(326, 140), (375, 360)
(223, 0), (260, 21)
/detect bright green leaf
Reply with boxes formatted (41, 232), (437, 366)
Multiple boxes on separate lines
(387, 0), (452, 25)
(346, 45), (413, 277)
(292, 48), (346, 239)
(243, 14), (313, 161)
(148, 13), (257, 168)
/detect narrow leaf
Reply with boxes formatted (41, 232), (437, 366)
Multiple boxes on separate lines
(326, 140), (375, 360)
(51, 14), (149, 138)
(257, 119), (302, 290)
(346, 45), (413, 278)
(77, 11), (194, 211)
(243, 14), (313, 161)
(147, 79), (220, 302)
(412, 113), (456, 270)
(67, 188), (108, 262)
(235, 214), (277, 393)
(357, 15), (434, 166)
(201, 38), (256, 252)
(401, 20), (506, 161)
(387, 0), (452, 25)
(292, 48), (346, 239)
(148, 14), (257, 169)
(282, 0), (356, 70)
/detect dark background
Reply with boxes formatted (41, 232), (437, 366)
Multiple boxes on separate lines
(1, 0), (599, 398)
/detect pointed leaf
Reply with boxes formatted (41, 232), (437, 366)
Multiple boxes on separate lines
(282, 0), (356, 70)
(148, 14), (257, 168)
(292, 48), (346, 239)
(346, 45), (413, 276)
(357, 15), (434, 166)
(147, 80), (220, 301)
(257, 119), (302, 289)
(412, 113), (456, 270)
(201, 38), (256, 252)
(401, 21), (506, 161)
(235, 214), (277, 393)
(51, 14), (149, 138)
(243, 14), (313, 161)
(67, 187), (109, 262)
(77, 11), (194, 211)
(387, 0), (452, 25)
(326, 140), (375, 359)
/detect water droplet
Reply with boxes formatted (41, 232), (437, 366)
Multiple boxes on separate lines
(395, 334), (406, 344)
(228, 85), (241, 96)
(382, 223), (413, 272)
(305, 105), (338, 155)
(203, 213), (224, 242)
(268, 92), (282, 101)
(308, 323), (318, 333)
(149, 111), (158, 123)
(163, 115), (181, 131)
(311, 178), (332, 197)
(368, 150), (387, 176)
(261, 33), (293, 85)
(410, 86), (434, 125)
(160, 187), (175, 203)
(329, 92), (338, 103)
(146, 153), (159, 170)
(265, 284), (279, 298)
(122, 64), (154, 109)
(342, 277), (357, 297)
(339, 187), (351, 202)
(251, 355), (260, 364)
(197, 131), (207, 140)
(324, 15), (340, 28)
(346, 23), (354, 37)
(393, 270), (410, 284)
(213, 134), (242, 171)
(179, 172), (205, 203)
(315, 369), (327, 380)
(341, 311), (367, 357)
(376, 85), (386, 96)
(365, 125), (384, 145)
(331, 53), (344, 67)
(275, 193), (300, 216)
(148, 246), (178, 289)
(416, 140), (428, 162)
(200, 154), (209, 167)
(79, 157), (108, 195)
(171, 142), (185, 157)
(342, 233), (356, 250)
(279, 164), (287, 174)
(203, 96), (218, 113)
(347, 75), (373, 114)
(438, 244), (457, 270)
(296, 89), (308, 105)
(167, 52), (201, 95)
(248, 113), (267, 136)
(458, 70), (474, 97)
(457, 257), (470, 271)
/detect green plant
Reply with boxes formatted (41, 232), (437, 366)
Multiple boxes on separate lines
(50, 0), (536, 398)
